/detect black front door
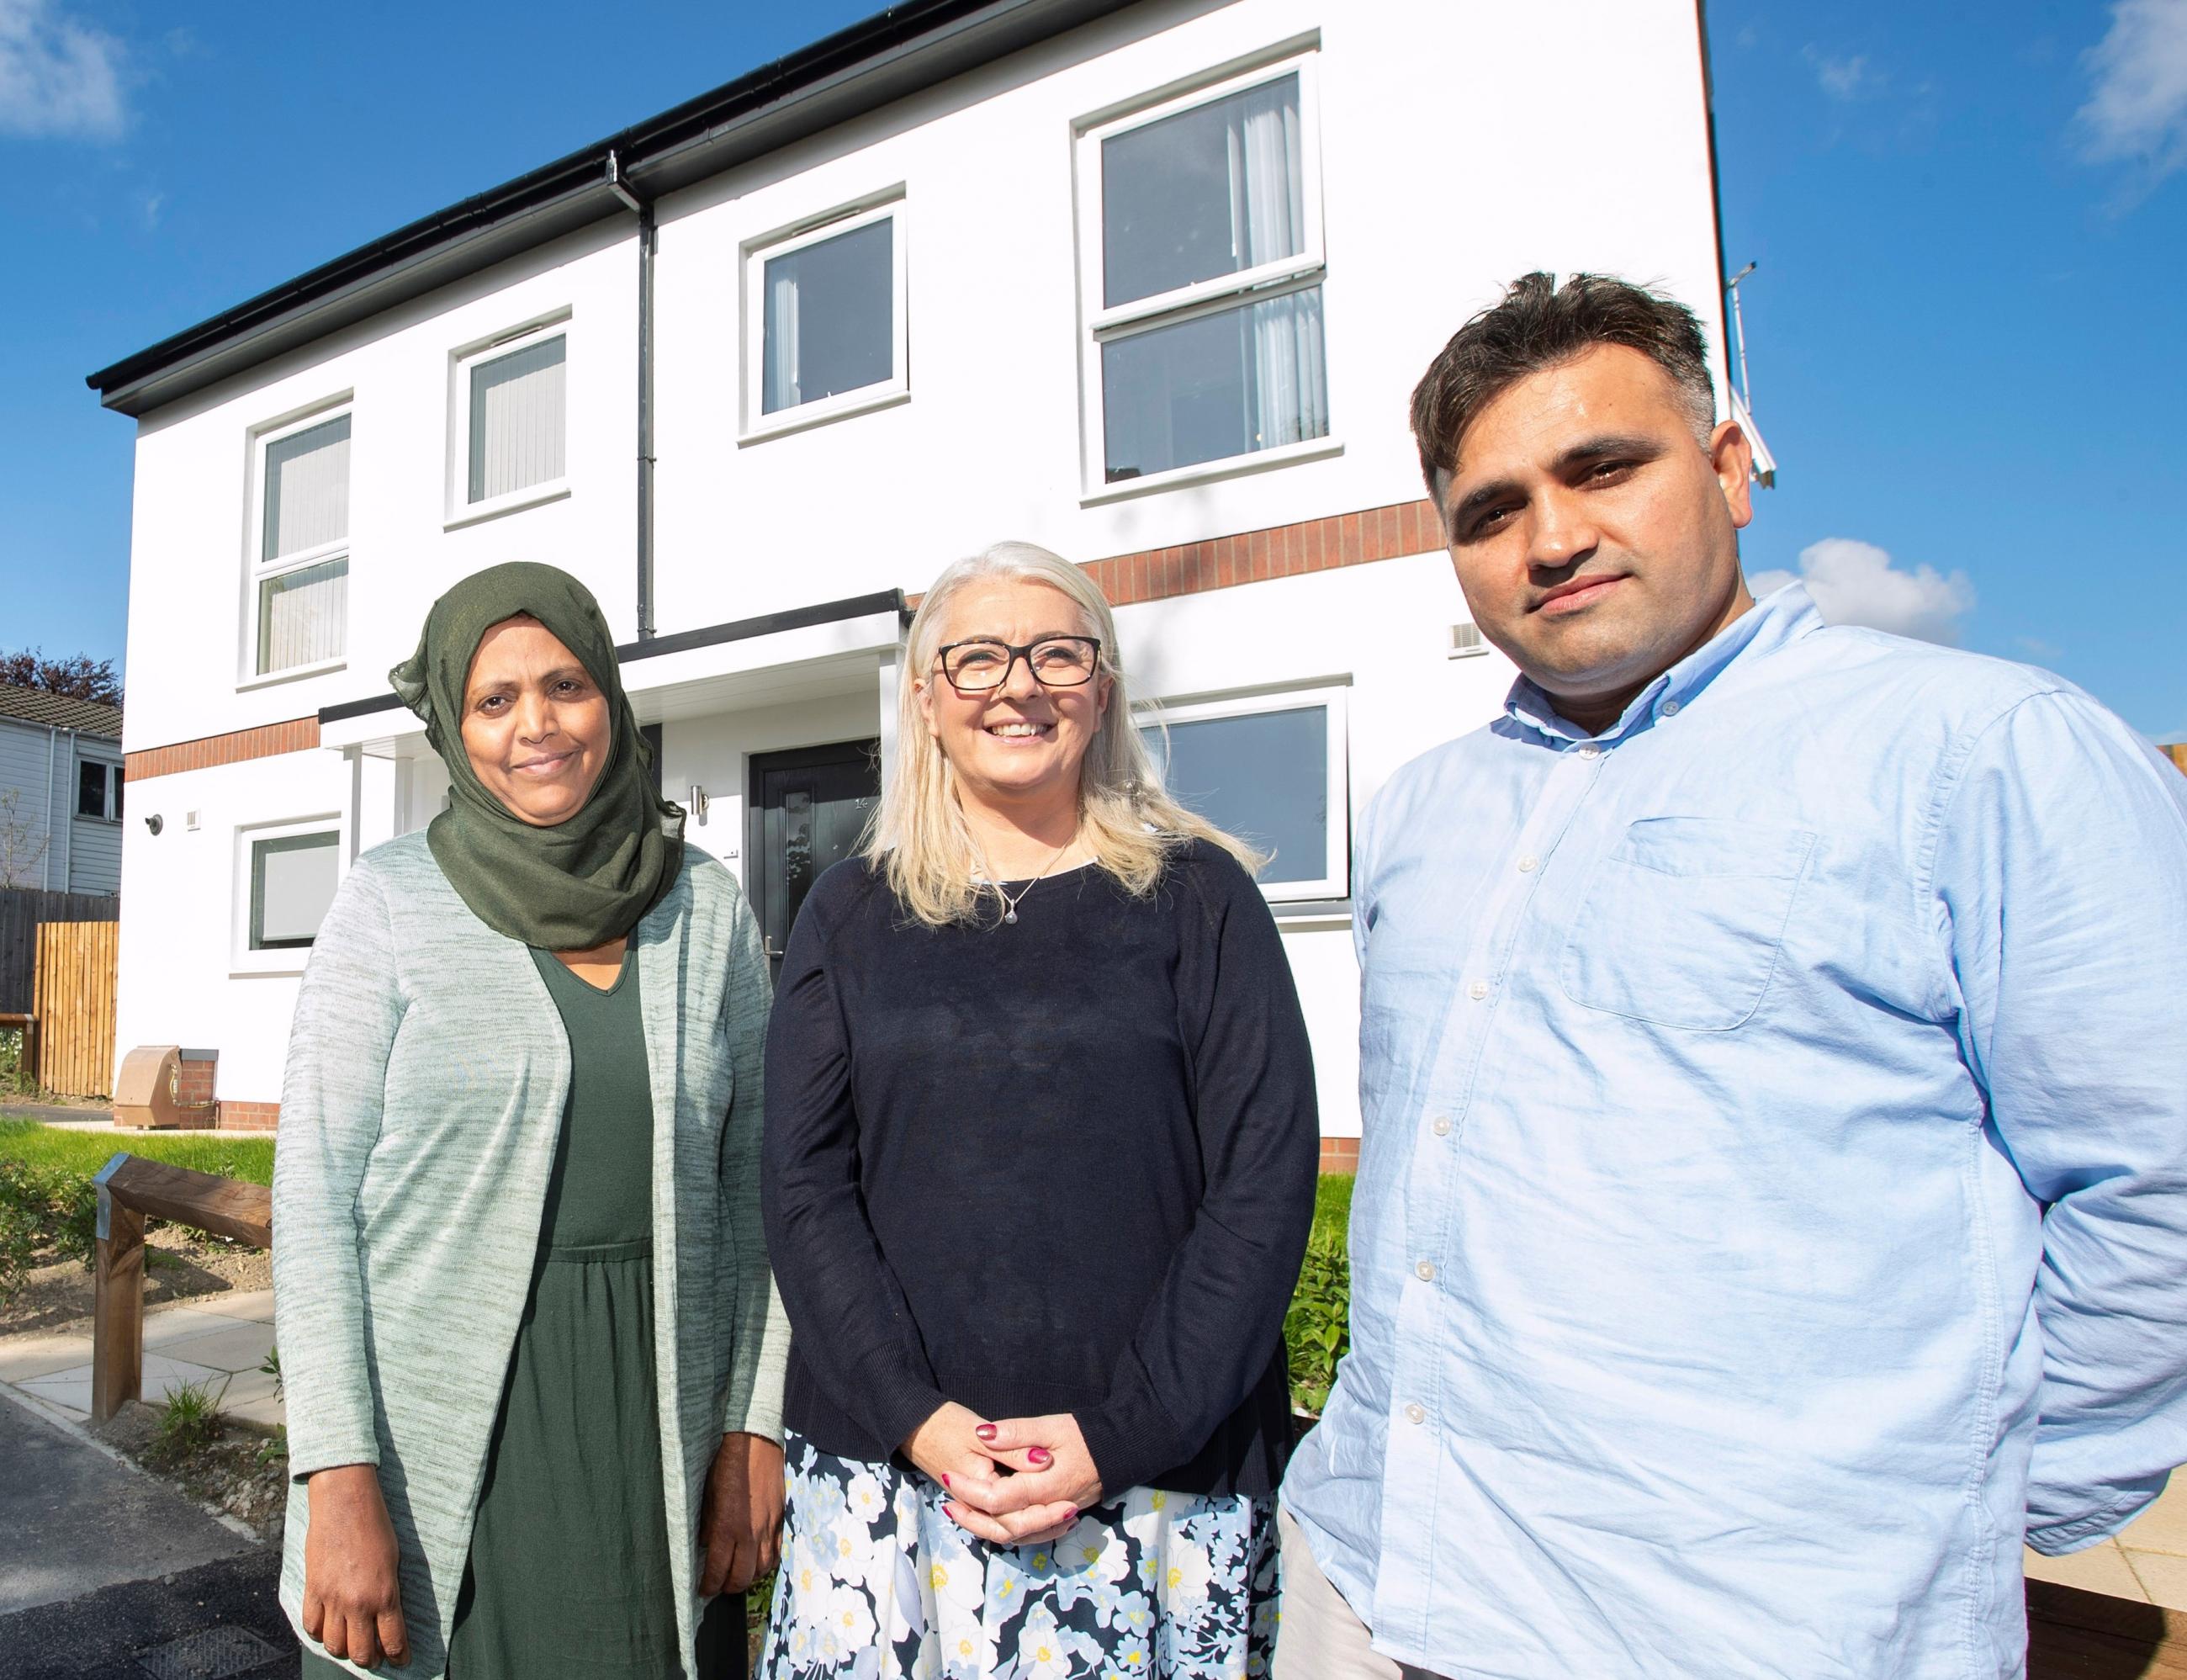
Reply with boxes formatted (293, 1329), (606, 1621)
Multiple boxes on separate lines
(747, 739), (882, 978)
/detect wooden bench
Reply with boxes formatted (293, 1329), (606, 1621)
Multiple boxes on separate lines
(89, 1153), (272, 1425)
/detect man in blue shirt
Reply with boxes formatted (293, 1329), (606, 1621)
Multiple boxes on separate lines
(1277, 272), (2187, 1679)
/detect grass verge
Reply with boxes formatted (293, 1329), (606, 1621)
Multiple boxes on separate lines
(0, 1117), (275, 1185)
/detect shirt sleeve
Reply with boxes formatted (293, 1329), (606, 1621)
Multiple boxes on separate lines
(760, 880), (951, 1455)
(1075, 856), (1322, 1495)
(270, 863), (402, 1479)
(1930, 689), (2187, 1553)
(718, 878), (792, 1443)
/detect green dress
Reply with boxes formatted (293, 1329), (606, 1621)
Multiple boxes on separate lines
(304, 943), (741, 1679)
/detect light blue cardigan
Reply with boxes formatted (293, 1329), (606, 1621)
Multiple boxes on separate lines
(270, 831), (789, 1679)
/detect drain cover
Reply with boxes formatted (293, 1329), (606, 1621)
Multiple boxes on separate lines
(135, 1626), (283, 1680)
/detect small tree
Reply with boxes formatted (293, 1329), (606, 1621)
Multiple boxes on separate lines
(0, 787), (50, 888)
(0, 648), (122, 708)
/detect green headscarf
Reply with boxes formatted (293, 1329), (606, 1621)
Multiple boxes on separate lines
(389, 562), (683, 950)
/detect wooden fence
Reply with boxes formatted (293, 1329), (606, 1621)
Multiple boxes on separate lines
(34, 918), (119, 1097)
(0, 887), (115, 1014)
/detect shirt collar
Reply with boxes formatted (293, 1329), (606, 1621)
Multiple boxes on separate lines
(1503, 580), (1825, 747)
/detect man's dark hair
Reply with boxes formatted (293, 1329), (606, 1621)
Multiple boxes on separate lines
(1410, 272), (1718, 504)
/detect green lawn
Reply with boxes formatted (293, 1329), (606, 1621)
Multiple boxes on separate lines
(0, 1118), (275, 1187)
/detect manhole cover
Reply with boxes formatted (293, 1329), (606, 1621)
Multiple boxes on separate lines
(135, 1626), (283, 1680)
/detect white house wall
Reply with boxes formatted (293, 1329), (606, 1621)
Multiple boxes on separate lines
(109, 0), (1723, 1122)
(647, 0), (1724, 623)
(114, 749), (369, 1101)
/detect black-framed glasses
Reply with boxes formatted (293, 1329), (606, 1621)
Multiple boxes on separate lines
(935, 636), (1104, 692)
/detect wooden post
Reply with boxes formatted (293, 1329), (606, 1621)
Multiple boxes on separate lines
(91, 1153), (145, 1425)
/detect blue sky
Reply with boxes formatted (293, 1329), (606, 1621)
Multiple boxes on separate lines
(3, 0), (2183, 739)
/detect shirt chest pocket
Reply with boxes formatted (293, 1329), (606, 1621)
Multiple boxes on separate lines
(1559, 817), (1817, 1032)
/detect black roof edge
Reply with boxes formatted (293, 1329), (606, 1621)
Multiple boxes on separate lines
(87, 0), (1137, 418)
(315, 588), (908, 728)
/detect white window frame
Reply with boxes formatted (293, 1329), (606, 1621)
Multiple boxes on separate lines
(230, 815), (345, 977)
(447, 311), (573, 527)
(739, 191), (909, 444)
(1139, 682), (1349, 901)
(1074, 50), (1335, 502)
(74, 757), (121, 822)
(241, 396), (352, 688)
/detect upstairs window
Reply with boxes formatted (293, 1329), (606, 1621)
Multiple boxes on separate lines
(453, 317), (569, 520)
(1079, 57), (1328, 491)
(744, 196), (908, 439)
(249, 405), (351, 679)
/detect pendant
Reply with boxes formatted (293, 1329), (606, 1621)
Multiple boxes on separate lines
(1003, 908), (1019, 924)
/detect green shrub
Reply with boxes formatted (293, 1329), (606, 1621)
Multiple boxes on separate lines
(0, 1156), (97, 1276)
(152, 1374), (230, 1465)
(1284, 1170), (1355, 1417)
(0, 1180), (37, 1308)
(0, 1026), (32, 1098)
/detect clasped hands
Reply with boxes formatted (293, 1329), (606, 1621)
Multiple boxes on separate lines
(904, 1401), (1104, 1547)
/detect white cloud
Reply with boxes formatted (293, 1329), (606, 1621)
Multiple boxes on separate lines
(1748, 538), (1975, 644)
(0, 0), (125, 140)
(1806, 46), (1880, 101)
(2076, 0), (2187, 178)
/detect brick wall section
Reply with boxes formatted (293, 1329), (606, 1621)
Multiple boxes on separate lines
(124, 717), (320, 783)
(1319, 1137), (1360, 1175)
(217, 1101), (280, 1131)
(1082, 497), (1443, 609)
(907, 497), (1446, 612)
(175, 1055), (215, 1109)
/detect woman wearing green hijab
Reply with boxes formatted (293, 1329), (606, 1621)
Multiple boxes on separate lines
(272, 562), (790, 1680)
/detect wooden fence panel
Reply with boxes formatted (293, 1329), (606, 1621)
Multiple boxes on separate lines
(0, 888), (116, 1014)
(34, 919), (119, 1097)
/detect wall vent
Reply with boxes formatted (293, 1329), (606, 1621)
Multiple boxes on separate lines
(1448, 623), (1487, 659)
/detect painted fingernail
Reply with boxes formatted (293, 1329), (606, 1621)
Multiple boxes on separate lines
(941, 1473), (951, 1488)
(976, 1424), (997, 1440)
(1028, 1447), (1051, 1465)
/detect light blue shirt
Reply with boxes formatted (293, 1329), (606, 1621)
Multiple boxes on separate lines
(1282, 584), (2187, 1679)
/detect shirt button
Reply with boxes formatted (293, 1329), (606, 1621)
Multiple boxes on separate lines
(1415, 1259), (1436, 1282)
(1577, 744), (1602, 759)
(1404, 1402), (1427, 1425)
(1431, 1116), (1453, 1137)
(1660, 698), (1682, 717)
(1467, 979), (1490, 1001)
(1517, 855), (1538, 873)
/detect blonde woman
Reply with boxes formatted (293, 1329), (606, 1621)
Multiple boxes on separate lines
(759, 543), (1319, 1677)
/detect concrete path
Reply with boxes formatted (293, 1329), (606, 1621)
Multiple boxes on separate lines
(2024, 1474), (2187, 1609)
(0, 1290), (282, 1431)
(0, 1387), (252, 1620)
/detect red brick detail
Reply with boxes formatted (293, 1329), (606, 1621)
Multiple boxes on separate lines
(175, 1057), (216, 1108)
(1086, 498), (1440, 611)
(904, 499), (1445, 615)
(1318, 1137), (1361, 1175)
(126, 717), (320, 783)
(216, 1101), (281, 1132)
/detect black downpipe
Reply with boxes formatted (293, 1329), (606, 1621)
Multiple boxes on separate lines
(608, 151), (657, 640)
(635, 199), (657, 640)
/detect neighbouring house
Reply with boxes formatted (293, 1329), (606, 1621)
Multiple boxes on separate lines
(86, 0), (1739, 1152)
(0, 684), (124, 896)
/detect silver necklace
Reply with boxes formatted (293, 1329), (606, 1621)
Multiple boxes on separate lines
(987, 834), (1081, 925)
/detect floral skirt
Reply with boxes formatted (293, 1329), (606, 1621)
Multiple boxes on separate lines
(760, 1434), (1279, 1678)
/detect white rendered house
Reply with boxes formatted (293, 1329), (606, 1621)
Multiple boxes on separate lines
(89, 0), (1734, 1147)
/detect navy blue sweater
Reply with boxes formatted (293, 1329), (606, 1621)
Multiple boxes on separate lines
(760, 842), (1320, 1497)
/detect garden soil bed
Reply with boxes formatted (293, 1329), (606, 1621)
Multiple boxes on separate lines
(93, 1398), (290, 1544)
(0, 1228), (272, 1338)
